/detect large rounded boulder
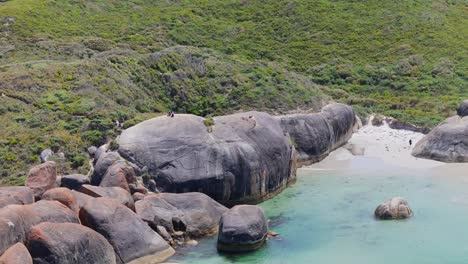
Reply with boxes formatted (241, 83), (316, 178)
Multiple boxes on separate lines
(457, 100), (468, 117)
(135, 192), (228, 238)
(412, 115), (468, 162)
(0, 187), (34, 208)
(25, 161), (57, 199)
(0, 243), (32, 264)
(60, 174), (90, 190)
(26, 222), (116, 264)
(79, 198), (174, 264)
(217, 205), (268, 252)
(375, 197), (413, 220)
(118, 112), (296, 205)
(278, 103), (357, 165)
(78, 185), (134, 210)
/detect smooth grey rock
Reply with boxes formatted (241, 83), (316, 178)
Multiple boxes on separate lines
(135, 192), (228, 238)
(0, 187), (34, 208)
(412, 115), (468, 162)
(79, 198), (174, 264)
(61, 174), (90, 190)
(217, 205), (268, 252)
(26, 222), (116, 264)
(39, 149), (53, 163)
(118, 112), (296, 205)
(457, 100), (468, 117)
(375, 197), (413, 220)
(88, 146), (98, 157)
(278, 103), (356, 165)
(92, 151), (123, 185)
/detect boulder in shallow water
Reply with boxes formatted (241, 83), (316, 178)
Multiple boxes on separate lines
(0, 243), (32, 264)
(135, 192), (228, 238)
(118, 112), (296, 205)
(0, 187), (34, 208)
(60, 174), (90, 190)
(217, 205), (268, 252)
(78, 185), (134, 210)
(25, 161), (57, 199)
(412, 115), (468, 162)
(278, 103), (356, 165)
(375, 197), (413, 220)
(79, 198), (174, 264)
(457, 100), (468, 117)
(26, 222), (116, 264)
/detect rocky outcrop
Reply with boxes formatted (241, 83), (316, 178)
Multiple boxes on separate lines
(278, 103), (357, 165)
(91, 151), (123, 185)
(0, 243), (32, 264)
(26, 222), (116, 264)
(99, 161), (136, 192)
(135, 192), (228, 239)
(217, 205), (268, 252)
(79, 198), (174, 264)
(375, 197), (413, 220)
(118, 111), (297, 205)
(25, 161), (57, 199)
(41, 188), (80, 213)
(60, 174), (90, 190)
(412, 106), (468, 162)
(78, 185), (134, 210)
(0, 187), (34, 208)
(457, 100), (468, 117)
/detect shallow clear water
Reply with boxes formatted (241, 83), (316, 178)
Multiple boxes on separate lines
(170, 156), (468, 264)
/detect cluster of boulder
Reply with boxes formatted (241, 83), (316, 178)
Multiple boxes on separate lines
(412, 100), (468, 162)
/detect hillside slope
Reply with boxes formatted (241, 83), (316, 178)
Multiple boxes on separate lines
(0, 0), (466, 183)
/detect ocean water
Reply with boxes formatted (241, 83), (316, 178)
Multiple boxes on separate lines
(170, 156), (468, 264)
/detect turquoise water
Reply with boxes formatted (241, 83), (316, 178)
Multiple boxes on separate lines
(170, 156), (468, 264)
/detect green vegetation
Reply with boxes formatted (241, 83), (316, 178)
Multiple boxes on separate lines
(0, 0), (466, 183)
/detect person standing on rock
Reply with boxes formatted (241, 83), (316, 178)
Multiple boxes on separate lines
(409, 139), (412, 147)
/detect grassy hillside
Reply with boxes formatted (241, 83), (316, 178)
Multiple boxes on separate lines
(0, 0), (466, 184)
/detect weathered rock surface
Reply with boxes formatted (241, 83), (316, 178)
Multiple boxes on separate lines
(99, 161), (136, 192)
(78, 185), (134, 210)
(278, 103), (357, 165)
(91, 151), (123, 185)
(0, 187), (34, 208)
(26, 222), (116, 264)
(375, 197), (413, 220)
(412, 115), (468, 162)
(457, 100), (468, 117)
(25, 161), (57, 199)
(0, 243), (32, 264)
(118, 112), (296, 205)
(136, 192), (228, 238)
(41, 188), (80, 213)
(0, 200), (79, 255)
(217, 205), (268, 252)
(79, 198), (174, 264)
(60, 174), (90, 190)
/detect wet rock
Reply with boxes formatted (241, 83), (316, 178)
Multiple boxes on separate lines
(39, 149), (53, 163)
(78, 185), (134, 210)
(26, 222), (116, 264)
(0, 187), (34, 208)
(375, 197), (413, 220)
(25, 161), (57, 199)
(99, 161), (136, 192)
(0, 243), (32, 264)
(278, 103), (356, 166)
(118, 112), (296, 205)
(412, 115), (468, 162)
(41, 188), (79, 213)
(217, 205), (268, 252)
(79, 198), (174, 264)
(60, 174), (90, 190)
(457, 100), (468, 117)
(135, 192), (228, 238)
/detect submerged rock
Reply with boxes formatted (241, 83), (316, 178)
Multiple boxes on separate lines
(0, 243), (32, 264)
(135, 192), (228, 238)
(118, 112), (296, 205)
(412, 115), (468, 162)
(217, 205), (268, 252)
(278, 103), (357, 165)
(26, 222), (116, 264)
(0, 187), (34, 208)
(79, 198), (174, 264)
(25, 161), (57, 199)
(375, 197), (413, 220)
